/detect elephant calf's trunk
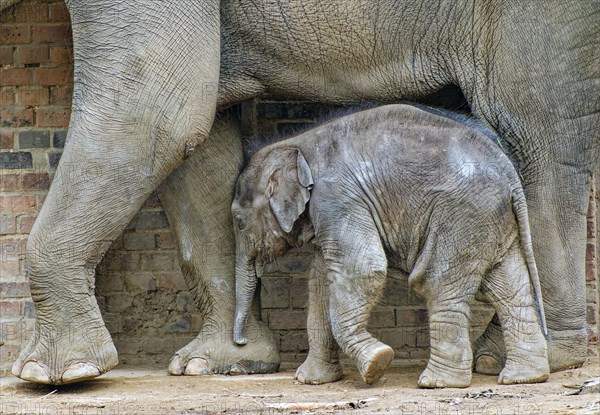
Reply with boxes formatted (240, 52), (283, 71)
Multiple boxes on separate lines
(233, 314), (249, 346)
(234, 257), (258, 346)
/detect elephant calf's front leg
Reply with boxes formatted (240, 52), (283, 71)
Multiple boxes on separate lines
(295, 251), (343, 384)
(321, 218), (394, 385)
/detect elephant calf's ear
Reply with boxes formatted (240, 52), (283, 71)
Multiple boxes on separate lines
(269, 149), (313, 233)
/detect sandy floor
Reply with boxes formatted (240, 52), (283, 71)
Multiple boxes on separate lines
(1, 358), (598, 414)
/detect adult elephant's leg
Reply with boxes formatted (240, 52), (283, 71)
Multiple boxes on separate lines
(12, 113), (216, 385)
(11, 2), (221, 384)
(469, 1), (598, 371)
(475, 165), (592, 373)
(160, 115), (279, 376)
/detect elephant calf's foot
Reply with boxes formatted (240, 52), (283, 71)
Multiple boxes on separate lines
(168, 321), (280, 376)
(12, 313), (118, 385)
(356, 341), (394, 385)
(295, 356), (343, 385)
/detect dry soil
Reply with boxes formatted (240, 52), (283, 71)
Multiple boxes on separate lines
(1, 358), (598, 414)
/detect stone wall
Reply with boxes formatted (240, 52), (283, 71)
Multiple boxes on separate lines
(0, 0), (598, 374)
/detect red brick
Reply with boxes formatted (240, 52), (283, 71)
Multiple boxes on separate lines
(125, 273), (157, 292)
(32, 24), (71, 43)
(20, 172), (50, 190)
(0, 195), (36, 213)
(16, 86), (49, 106)
(49, 2), (70, 23)
(14, 44), (49, 64)
(0, 107), (34, 127)
(586, 261), (598, 282)
(0, 25), (31, 45)
(123, 232), (155, 250)
(267, 310), (307, 330)
(36, 194), (46, 210)
(0, 237), (27, 255)
(36, 106), (70, 127)
(0, 282), (30, 297)
(140, 253), (174, 271)
(33, 66), (72, 86)
(107, 252), (140, 271)
(49, 46), (72, 63)
(0, 173), (19, 191)
(587, 242), (596, 263)
(0, 129), (14, 149)
(156, 232), (176, 249)
(368, 309), (396, 328)
(12, 3), (49, 23)
(17, 215), (36, 234)
(0, 215), (17, 235)
(141, 192), (161, 208)
(396, 308), (429, 326)
(0, 46), (13, 65)
(0, 260), (21, 278)
(0, 300), (21, 318)
(0, 87), (15, 105)
(0, 68), (31, 86)
(157, 272), (186, 291)
(0, 344), (20, 366)
(49, 85), (72, 105)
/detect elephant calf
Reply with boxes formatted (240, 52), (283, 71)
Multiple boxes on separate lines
(232, 104), (550, 388)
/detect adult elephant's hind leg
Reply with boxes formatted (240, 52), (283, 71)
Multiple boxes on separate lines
(161, 116), (280, 376)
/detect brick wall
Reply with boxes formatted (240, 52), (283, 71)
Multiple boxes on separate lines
(1, 0), (74, 373)
(1, 1), (598, 375)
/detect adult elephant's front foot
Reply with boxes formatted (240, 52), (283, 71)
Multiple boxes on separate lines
(168, 319), (280, 376)
(12, 302), (118, 385)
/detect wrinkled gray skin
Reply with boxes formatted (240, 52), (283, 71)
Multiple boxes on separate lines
(232, 104), (550, 387)
(2, 0), (597, 384)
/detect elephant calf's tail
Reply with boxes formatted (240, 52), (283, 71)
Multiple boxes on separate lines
(511, 181), (548, 338)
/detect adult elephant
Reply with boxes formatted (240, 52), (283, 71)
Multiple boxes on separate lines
(3, 0), (598, 384)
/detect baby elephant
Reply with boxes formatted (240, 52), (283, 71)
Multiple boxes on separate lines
(232, 104), (549, 388)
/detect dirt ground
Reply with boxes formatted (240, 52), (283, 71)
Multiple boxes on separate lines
(1, 358), (598, 415)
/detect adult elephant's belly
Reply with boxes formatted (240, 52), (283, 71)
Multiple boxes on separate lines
(217, 0), (458, 107)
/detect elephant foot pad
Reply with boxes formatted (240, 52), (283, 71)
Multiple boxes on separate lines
(168, 331), (280, 376)
(359, 343), (394, 385)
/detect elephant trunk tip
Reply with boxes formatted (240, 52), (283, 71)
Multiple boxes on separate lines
(234, 334), (248, 346)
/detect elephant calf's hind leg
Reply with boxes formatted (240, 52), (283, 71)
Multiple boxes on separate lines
(479, 242), (549, 385)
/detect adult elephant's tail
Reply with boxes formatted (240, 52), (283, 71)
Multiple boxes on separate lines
(511, 178), (548, 338)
